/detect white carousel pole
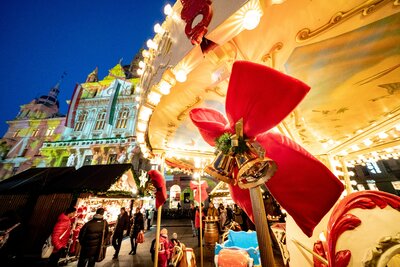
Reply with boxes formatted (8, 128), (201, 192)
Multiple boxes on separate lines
(154, 153), (165, 267)
(198, 172), (204, 267)
(193, 170), (204, 267)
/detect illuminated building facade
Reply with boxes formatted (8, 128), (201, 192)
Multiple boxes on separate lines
(0, 83), (65, 179)
(40, 63), (148, 171)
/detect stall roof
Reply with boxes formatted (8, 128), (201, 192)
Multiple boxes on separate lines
(0, 167), (75, 194)
(45, 164), (135, 194)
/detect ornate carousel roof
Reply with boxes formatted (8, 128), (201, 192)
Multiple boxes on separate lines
(135, 0), (400, 169)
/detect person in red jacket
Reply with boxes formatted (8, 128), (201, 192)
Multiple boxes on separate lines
(195, 204), (205, 246)
(48, 207), (76, 267)
(158, 228), (170, 267)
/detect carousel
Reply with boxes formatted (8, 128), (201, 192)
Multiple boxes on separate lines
(135, 1), (400, 266)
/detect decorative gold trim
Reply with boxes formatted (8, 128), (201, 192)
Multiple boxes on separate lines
(355, 63), (400, 86)
(167, 122), (176, 128)
(205, 86), (226, 97)
(261, 42), (283, 68)
(363, 233), (400, 267)
(177, 96), (202, 121)
(296, 0), (398, 43)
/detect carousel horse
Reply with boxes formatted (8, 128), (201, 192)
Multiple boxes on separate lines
(305, 191), (400, 267)
(221, 221), (242, 243)
(169, 242), (196, 267)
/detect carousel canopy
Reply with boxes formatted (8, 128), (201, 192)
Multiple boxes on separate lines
(135, 0), (400, 169)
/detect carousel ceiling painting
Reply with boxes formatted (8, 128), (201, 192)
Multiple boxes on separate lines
(135, 0), (400, 170)
(284, 12), (400, 155)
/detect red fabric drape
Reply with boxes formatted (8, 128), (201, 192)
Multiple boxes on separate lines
(148, 170), (167, 209)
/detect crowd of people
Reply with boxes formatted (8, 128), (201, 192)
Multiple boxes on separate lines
(189, 202), (254, 246)
(45, 205), (155, 267)
(0, 200), (255, 266)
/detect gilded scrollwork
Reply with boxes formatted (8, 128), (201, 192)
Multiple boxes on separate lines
(177, 96), (202, 121)
(205, 86), (226, 97)
(363, 233), (400, 267)
(296, 0), (399, 42)
(261, 42), (283, 68)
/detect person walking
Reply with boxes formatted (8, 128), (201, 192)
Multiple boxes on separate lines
(195, 204), (205, 246)
(189, 203), (196, 237)
(129, 207), (144, 255)
(48, 207), (76, 267)
(158, 228), (170, 267)
(147, 208), (154, 230)
(233, 204), (243, 226)
(207, 202), (219, 218)
(77, 208), (109, 267)
(112, 207), (129, 259)
(218, 204), (227, 233)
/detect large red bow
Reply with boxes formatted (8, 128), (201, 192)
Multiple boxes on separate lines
(190, 180), (209, 203)
(148, 170), (167, 209)
(190, 61), (344, 237)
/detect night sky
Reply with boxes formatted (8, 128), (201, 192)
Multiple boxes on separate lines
(0, 0), (169, 136)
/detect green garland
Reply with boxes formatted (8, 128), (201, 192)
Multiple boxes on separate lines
(215, 133), (232, 154)
(215, 133), (249, 155)
(102, 190), (134, 197)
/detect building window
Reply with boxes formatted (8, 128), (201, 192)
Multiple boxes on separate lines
(12, 166), (19, 175)
(115, 108), (129, 129)
(46, 127), (55, 136)
(32, 128), (40, 137)
(74, 111), (88, 132)
(83, 155), (93, 166)
(108, 154), (117, 164)
(94, 110), (106, 130)
(60, 156), (69, 167)
(21, 148), (29, 157)
(13, 130), (20, 138)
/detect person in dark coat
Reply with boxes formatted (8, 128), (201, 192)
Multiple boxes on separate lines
(112, 207), (129, 259)
(48, 207), (76, 267)
(78, 208), (109, 267)
(129, 207), (144, 255)
(189, 203), (196, 237)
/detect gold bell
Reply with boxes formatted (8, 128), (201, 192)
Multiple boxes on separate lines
(236, 145), (277, 189)
(204, 151), (235, 184)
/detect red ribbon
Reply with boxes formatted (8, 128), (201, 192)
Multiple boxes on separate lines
(190, 61), (344, 237)
(148, 170), (167, 209)
(190, 180), (209, 203)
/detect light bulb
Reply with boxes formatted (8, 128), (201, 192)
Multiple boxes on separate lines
(159, 80), (171, 95)
(142, 50), (150, 58)
(363, 139), (373, 146)
(146, 39), (158, 50)
(175, 69), (187, 83)
(154, 23), (165, 34)
(137, 122), (147, 132)
(137, 68), (144, 75)
(242, 9), (262, 30)
(378, 132), (388, 139)
(164, 4), (173, 16)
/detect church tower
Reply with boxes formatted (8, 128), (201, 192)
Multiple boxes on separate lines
(0, 82), (66, 179)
